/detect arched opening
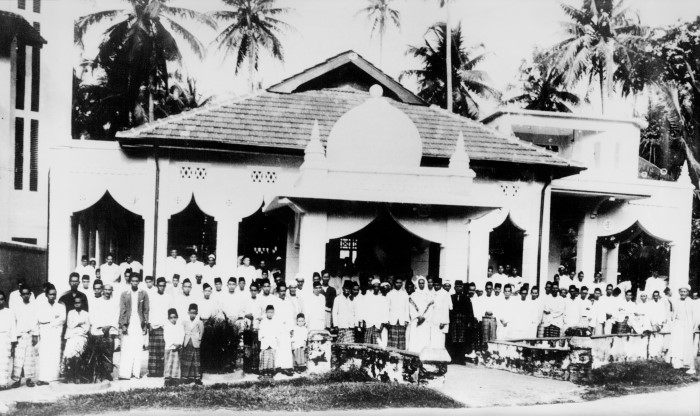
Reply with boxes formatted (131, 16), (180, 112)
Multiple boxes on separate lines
(595, 221), (670, 292)
(488, 215), (525, 274)
(238, 207), (289, 272)
(326, 212), (440, 278)
(71, 191), (144, 269)
(167, 196), (217, 258)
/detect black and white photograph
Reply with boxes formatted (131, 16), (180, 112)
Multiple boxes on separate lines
(0, 0), (699, 414)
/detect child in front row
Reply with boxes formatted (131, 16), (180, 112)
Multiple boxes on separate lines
(163, 308), (183, 386)
(258, 305), (279, 379)
(291, 313), (308, 373)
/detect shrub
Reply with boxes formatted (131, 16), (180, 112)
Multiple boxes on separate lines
(62, 335), (115, 384)
(584, 361), (695, 387)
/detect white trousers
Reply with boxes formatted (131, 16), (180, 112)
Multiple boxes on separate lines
(119, 319), (143, 379)
(38, 325), (62, 382)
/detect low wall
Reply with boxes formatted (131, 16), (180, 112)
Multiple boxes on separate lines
(332, 343), (449, 387)
(481, 332), (700, 381)
(0, 241), (47, 295)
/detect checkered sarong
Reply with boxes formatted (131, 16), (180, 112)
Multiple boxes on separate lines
(293, 347), (307, 367)
(612, 320), (632, 334)
(13, 333), (36, 380)
(164, 349), (181, 379)
(0, 334), (11, 387)
(243, 329), (260, 374)
(363, 326), (379, 344)
(387, 324), (406, 350)
(543, 325), (561, 337)
(449, 313), (468, 343)
(180, 340), (201, 380)
(337, 328), (355, 343)
(481, 316), (497, 345)
(148, 327), (165, 376)
(536, 323), (545, 338)
(259, 347), (275, 371)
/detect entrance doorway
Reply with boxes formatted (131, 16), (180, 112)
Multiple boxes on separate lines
(167, 196), (217, 258)
(488, 215), (525, 274)
(326, 213), (440, 278)
(238, 208), (289, 271)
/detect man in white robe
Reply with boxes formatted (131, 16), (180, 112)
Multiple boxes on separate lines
(183, 253), (204, 283)
(407, 277), (433, 353)
(165, 249), (186, 283)
(272, 283), (295, 374)
(201, 254), (220, 288)
(8, 279), (34, 311)
(563, 285), (584, 333)
(304, 282), (327, 332)
(12, 286), (39, 387)
(541, 284), (565, 337)
(360, 279), (388, 345)
(0, 291), (17, 389)
(100, 255), (121, 285)
(75, 256), (96, 284)
(36, 284), (65, 385)
(669, 285), (698, 374)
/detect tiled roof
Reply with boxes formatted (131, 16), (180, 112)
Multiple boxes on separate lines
(117, 88), (582, 169)
(0, 10), (46, 53)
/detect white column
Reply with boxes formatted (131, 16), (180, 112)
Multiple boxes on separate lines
(575, 215), (598, 277)
(285, 218), (300, 278)
(95, 228), (101, 266)
(0, 51), (13, 240)
(669, 240), (691, 290)
(440, 217), (469, 283)
(538, 184), (552, 286)
(142, 211), (155, 277)
(604, 243), (619, 284)
(467, 226), (490, 289)
(297, 211), (328, 280)
(76, 223), (85, 266)
(521, 232), (539, 286)
(216, 217), (240, 277)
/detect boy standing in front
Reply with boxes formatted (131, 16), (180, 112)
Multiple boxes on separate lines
(163, 308), (183, 386)
(181, 304), (204, 385)
(291, 313), (308, 373)
(258, 305), (279, 379)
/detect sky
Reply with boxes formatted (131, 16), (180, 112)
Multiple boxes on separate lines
(74, 0), (700, 115)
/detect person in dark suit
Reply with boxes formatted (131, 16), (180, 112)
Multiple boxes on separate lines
(448, 280), (475, 365)
(118, 274), (149, 379)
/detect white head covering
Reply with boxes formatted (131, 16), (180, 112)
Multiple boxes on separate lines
(371, 278), (381, 286)
(678, 284), (691, 292)
(415, 276), (428, 292)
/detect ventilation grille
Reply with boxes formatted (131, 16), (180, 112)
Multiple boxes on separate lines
(250, 169), (278, 184)
(500, 184), (520, 197)
(180, 166), (207, 180)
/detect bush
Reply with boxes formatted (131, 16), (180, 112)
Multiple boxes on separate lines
(62, 335), (115, 384)
(583, 361), (695, 387)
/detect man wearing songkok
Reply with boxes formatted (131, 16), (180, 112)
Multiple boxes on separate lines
(198, 283), (220, 321)
(91, 283), (120, 363)
(59, 272), (90, 313)
(508, 285), (535, 340)
(669, 284), (698, 374)
(541, 283), (565, 337)
(321, 270), (337, 328)
(407, 277), (432, 354)
(287, 280), (303, 321)
(81, 274), (91, 293)
(118, 274), (149, 380)
(236, 256), (258, 282)
(62, 296), (90, 363)
(612, 290), (635, 334)
(361, 278), (388, 345)
(386, 277), (410, 350)
(163, 308), (183, 386)
(0, 291), (16, 390)
(167, 274), (182, 297)
(11, 285), (38, 388)
(258, 305), (280, 379)
(494, 284), (516, 339)
(563, 285), (584, 333)
(305, 282), (327, 332)
(201, 254), (219, 287)
(9, 279), (33, 311)
(183, 253), (204, 282)
(176, 279), (198, 320)
(212, 277), (224, 302)
(291, 313), (308, 373)
(148, 277), (172, 377)
(237, 276), (248, 294)
(430, 279), (452, 348)
(333, 281), (357, 343)
(181, 303), (204, 384)
(273, 283), (295, 375)
(100, 255), (121, 284)
(36, 284), (65, 385)
(528, 286), (545, 338)
(165, 249), (186, 283)
(143, 275), (157, 299)
(75, 256), (96, 283)
(645, 270), (666, 298)
(476, 281), (498, 346)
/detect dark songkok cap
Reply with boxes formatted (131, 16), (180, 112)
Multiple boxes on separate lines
(183, 278), (191, 284)
(173, 274), (180, 279)
(228, 277), (237, 283)
(188, 303), (198, 311)
(434, 277), (442, 285)
(454, 280), (464, 286)
(313, 281), (322, 288)
(203, 283), (212, 290)
(214, 277), (222, 284)
(266, 305), (275, 311)
(145, 275), (154, 281)
(238, 277), (246, 282)
(156, 277), (166, 284)
(168, 308), (178, 317)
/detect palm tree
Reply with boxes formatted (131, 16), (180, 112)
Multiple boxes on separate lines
(440, 0), (453, 113)
(507, 50), (582, 112)
(553, 0), (647, 114)
(401, 23), (500, 120)
(75, 0), (215, 128)
(211, 0), (292, 93)
(355, 0), (401, 67)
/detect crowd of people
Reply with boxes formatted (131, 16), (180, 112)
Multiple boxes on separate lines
(1, 251), (699, 391)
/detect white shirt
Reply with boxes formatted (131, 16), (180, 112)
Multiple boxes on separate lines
(65, 310), (90, 339)
(177, 292), (200, 321)
(75, 264), (96, 282)
(0, 308), (17, 339)
(37, 300), (66, 329)
(201, 264), (221, 287)
(14, 300), (39, 335)
(150, 291), (173, 329)
(9, 289), (34, 311)
(563, 297), (584, 328)
(183, 261), (204, 281)
(332, 295), (356, 329)
(387, 289), (410, 325)
(258, 317), (280, 350)
(164, 321), (185, 350)
(304, 292), (327, 331)
(91, 296), (120, 333)
(198, 296), (220, 321)
(362, 292), (389, 328)
(100, 262), (121, 283)
(165, 256), (186, 281)
(236, 265), (258, 282)
(120, 260), (143, 276)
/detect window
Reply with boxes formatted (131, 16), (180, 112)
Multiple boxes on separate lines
(33, 0), (40, 13)
(339, 238), (358, 263)
(16, 42), (26, 110)
(30, 44), (40, 111)
(12, 237), (37, 245)
(14, 118), (24, 190)
(18, 0), (26, 10)
(30, 120), (38, 191)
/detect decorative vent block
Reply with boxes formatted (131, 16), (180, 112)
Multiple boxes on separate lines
(180, 166), (207, 180)
(500, 184), (520, 197)
(250, 169), (278, 184)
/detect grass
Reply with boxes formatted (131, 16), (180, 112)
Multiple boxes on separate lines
(576, 361), (699, 401)
(10, 369), (464, 416)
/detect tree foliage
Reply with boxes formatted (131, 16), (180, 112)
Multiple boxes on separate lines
(356, 0), (401, 65)
(401, 22), (500, 120)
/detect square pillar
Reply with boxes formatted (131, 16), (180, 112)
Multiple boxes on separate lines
(467, 227), (490, 289)
(604, 243), (619, 284)
(438, 217), (469, 283)
(538, 184), (552, 285)
(297, 211), (328, 280)
(216, 217), (240, 277)
(575, 215), (598, 277)
(521, 232), (539, 287)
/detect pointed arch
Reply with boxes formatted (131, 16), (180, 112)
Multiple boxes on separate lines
(167, 195), (218, 259)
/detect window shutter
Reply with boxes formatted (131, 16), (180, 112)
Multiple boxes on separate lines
(33, 0), (40, 13)
(30, 44), (40, 112)
(16, 42), (26, 110)
(14, 118), (25, 190)
(30, 119), (39, 191)
(18, 0), (26, 10)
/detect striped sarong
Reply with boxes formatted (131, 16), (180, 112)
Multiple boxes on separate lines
(292, 347), (307, 367)
(243, 329), (260, 374)
(481, 316), (497, 345)
(363, 326), (379, 344)
(337, 328), (355, 343)
(164, 349), (181, 379)
(0, 334), (11, 387)
(536, 323), (545, 338)
(387, 324), (406, 350)
(543, 325), (561, 337)
(259, 347), (275, 372)
(13, 333), (36, 380)
(180, 340), (200, 380)
(148, 327), (165, 377)
(449, 313), (467, 343)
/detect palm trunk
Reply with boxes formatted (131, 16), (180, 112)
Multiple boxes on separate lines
(446, 0), (453, 112)
(379, 32), (383, 68)
(149, 90), (154, 123)
(249, 47), (255, 93)
(599, 64), (605, 115)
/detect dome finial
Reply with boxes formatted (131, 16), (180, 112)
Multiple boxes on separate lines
(369, 84), (383, 98)
(678, 159), (692, 186)
(304, 120), (325, 164)
(449, 131), (471, 171)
